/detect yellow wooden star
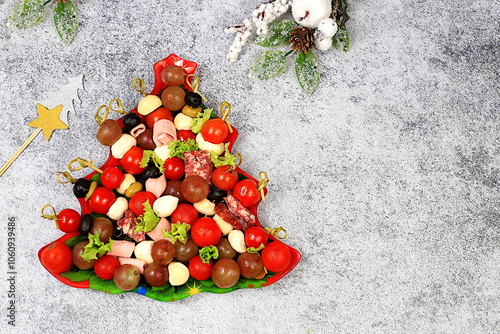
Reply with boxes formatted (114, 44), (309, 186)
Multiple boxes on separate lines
(28, 104), (68, 141)
(184, 282), (203, 296)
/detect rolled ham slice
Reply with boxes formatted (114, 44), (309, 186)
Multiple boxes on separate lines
(153, 119), (177, 147)
(147, 217), (172, 242)
(130, 124), (146, 138)
(107, 240), (135, 258)
(118, 258), (146, 274)
(145, 175), (167, 199)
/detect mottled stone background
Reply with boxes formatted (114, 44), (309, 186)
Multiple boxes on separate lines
(0, 0), (499, 332)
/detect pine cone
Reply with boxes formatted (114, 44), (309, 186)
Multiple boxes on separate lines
(289, 27), (314, 54)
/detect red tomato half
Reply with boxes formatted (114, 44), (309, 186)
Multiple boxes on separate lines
(212, 166), (239, 191)
(164, 157), (184, 180)
(121, 146), (146, 175)
(245, 226), (269, 249)
(101, 167), (124, 189)
(129, 191), (157, 217)
(201, 119), (229, 144)
(170, 203), (199, 226)
(233, 179), (260, 207)
(189, 255), (213, 281)
(146, 107), (173, 129)
(261, 241), (291, 273)
(177, 130), (196, 142)
(94, 255), (120, 280)
(40, 242), (73, 273)
(89, 187), (116, 215)
(57, 208), (81, 233)
(191, 217), (221, 247)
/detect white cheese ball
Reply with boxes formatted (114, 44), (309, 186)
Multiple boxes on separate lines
(134, 240), (155, 264)
(116, 174), (136, 195)
(106, 197), (128, 220)
(154, 145), (171, 161)
(228, 230), (247, 253)
(138, 95), (162, 116)
(193, 199), (216, 215)
(153, 195), (179, 218)
(174, 113), (193, 131)
(213, 214), (234, 236)
(111, 134), (137, 159)
(168, 262), (190, 286)
(196, 133), (224, 155)
(317, 17), (337, 38)
(292, 0), (331, 29)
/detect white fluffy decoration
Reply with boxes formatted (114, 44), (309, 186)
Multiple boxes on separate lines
(317, 17), (338, 38)
(315, 36), (333, 51)
(292, 0), (332, 29)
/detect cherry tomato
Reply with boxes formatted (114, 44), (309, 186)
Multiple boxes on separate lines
(121, 146), (146, 175)
(101, 167), (124, 189)
(261, 241), (291, 273)
(57, 208), (81, 233)
(146, 107), (173, 129)
(189, 255), (213, 281)
(191, 217), (221, 247)
(233, 179), (260, 207)
(177, 130), (196, 142)
(129, 191), (157, 217)
(170, 203), (199, 226)
(245, 226), (269, 249)
(89, 187), (116, 215)
(40, 242), (73, 273)
(201, 119), (229, 144)
(94, 255), (120, 280)
(212, 166), (239, 191)
(163, 157), (184, 180)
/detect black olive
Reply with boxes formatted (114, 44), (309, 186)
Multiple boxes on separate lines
(207, 183), (227, 203)
(140, 165), (161, 181)
(73, 178), (91, 198)
(122, 113), (142, 131)
(185, 92), (202, 108)
(78, 214), (93, 236)
(113, 226), (127, 240)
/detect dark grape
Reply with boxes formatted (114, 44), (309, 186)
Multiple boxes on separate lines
(144, 263), (169, 287)
(185, 92), (202, 108)
(161, 65), (185, 86)
(211, 258), (240, 288)
(112, 226), (126, 240)
(137, 128), (156, 150)
(73, 178), (91, 198)
(90, 217), (114, 243)
(140, 164), (161, 181)
(181, 175), (209, 203)
(72, 241), (97, 270)
(96, 119), (122, 146)
(113, 264), (141, 291)
(207, 183), (227, 202)
(237, 252), (264, 279)
(161, 86), (186, 111)
(216, 238), (237, 259)
(174, 238), (199, 262)
(151, 239), (175, 265)
(163, 180), (185, 203)
(122, 113), (142, 131)
(78, 214), (93, 236)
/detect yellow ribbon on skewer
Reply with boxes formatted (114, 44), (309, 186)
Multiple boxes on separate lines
(265, 227), (287, 239)
(186, 74), (208, 102)
(41, 204), (59, 229)
(68, 157), (103, 174)
(133, 78), (147, 97)
(257, 171), (269, 201)
(56, 171), (75, 184)
(109, 98), (126, 115)
(95, 105), (109, 126)
(220, 101), (233, 133)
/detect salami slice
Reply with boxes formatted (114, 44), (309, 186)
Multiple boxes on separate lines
(224, 193), (256, 229)
(184, 150), (213, 183)
(116, 209), (146, 242)
(214, 202), (247, 231)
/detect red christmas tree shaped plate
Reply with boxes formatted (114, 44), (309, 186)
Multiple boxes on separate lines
(38, 54), (301, 301)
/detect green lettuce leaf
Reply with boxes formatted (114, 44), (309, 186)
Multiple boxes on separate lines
(81, 232), (113, 262)
(210, 143), (237, 168)
(163, 222), (191, 244)
(168, 139), (199, 159)
(135, 200), (160, 233)
(191, 108), (212, 134)
(199, 246), (219, 264)
(140, 150), (165, 173)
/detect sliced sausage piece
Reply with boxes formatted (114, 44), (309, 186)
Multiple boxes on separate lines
(183, 150), (213, 184)
(116, 209), (146, 242)
(214, 202), (248, 231)
(224, 193), (256, 230)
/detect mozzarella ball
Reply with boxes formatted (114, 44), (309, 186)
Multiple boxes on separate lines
(174, 113), (193, 131)
(168, 262), (190, 286)
(107, 197), (128, 220)
(228, 230), (247, 253)
(154, 145), (171, 161)
(134, 240), (155, 264)
(196, 133), (224, 155)
(193, 198), (216, 215)
(116, 174), (136, 195)
(138, 95), (162, 116)
(111, 134), (137, 159)
(153, 195), (179, 218)
(213, 214), (234, 236)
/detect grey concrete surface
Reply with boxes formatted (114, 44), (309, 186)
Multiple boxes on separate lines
(0, 0), (499, 333)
